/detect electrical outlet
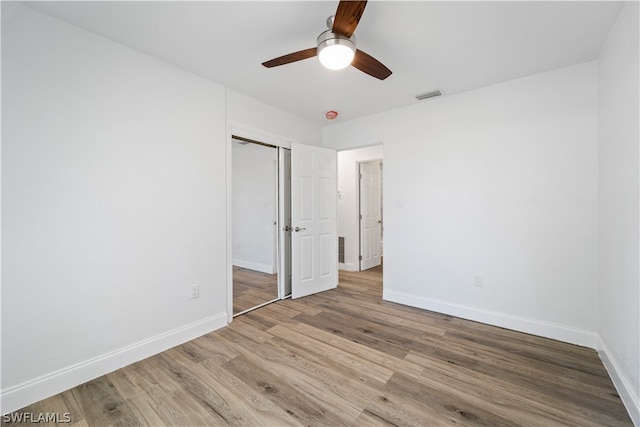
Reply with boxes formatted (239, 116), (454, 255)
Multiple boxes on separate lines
(190, 284), (200, 299)
(473, 275), (483, 287)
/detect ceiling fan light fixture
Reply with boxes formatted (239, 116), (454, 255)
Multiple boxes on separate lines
(317, 30), (356, 70)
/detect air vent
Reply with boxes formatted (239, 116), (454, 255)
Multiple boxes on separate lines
(338, 237), (345, 263)
(415, 89), (442, 101)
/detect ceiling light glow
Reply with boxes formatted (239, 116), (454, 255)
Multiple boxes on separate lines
(317, 31), (356, 71)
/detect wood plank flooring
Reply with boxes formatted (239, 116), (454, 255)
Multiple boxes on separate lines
(233, 266), (278, 315)
(3, 265), (633, 426)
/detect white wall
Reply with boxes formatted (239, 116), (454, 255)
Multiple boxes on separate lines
(597, 2), (640, 424)
(325, 62), (599, 347)
(232, 141), (278, 274)
(1, 3), (228, 413)
(337, 145), (383, 271)
(227, 89), (323, 147)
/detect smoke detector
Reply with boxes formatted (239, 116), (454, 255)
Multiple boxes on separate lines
(326, 110), (339, 120)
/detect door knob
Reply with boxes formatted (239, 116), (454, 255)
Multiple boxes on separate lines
(294, 227), (306, 232)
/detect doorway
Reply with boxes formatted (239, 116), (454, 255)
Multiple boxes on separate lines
(337, 145), (383, 272)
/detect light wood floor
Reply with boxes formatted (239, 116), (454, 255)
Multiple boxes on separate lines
(233, 266), (278, 315)
(3, 265), (632, 426)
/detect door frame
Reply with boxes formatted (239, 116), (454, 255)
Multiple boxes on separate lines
(337, 145), (383, 273)
(226, 123), (293, 324)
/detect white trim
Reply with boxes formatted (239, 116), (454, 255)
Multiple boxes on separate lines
(596, 335), (640, 426)
(278, 147), (286, 300)
(232, 259), (275, 274)
(226, 121), (234, 324)
(1, 313), (227, 415)
(383, 289), (596, 348)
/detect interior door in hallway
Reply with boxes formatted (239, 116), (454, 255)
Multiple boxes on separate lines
(359, 160), (382, 270)
(291, 143), (337, 298)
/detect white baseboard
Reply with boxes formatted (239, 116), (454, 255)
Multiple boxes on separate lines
(338, 262), (357, 272)
(383, 289), (596, 348)
(233, 259), (275, 274)
(1, 313), (228, 415)
(596, 335), (640, 426)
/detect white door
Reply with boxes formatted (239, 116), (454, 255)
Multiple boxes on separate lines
(291, 143), (337, 298)
(359, 161), (382, 270)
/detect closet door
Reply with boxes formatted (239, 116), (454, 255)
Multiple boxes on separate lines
(278, 148), (292, 297)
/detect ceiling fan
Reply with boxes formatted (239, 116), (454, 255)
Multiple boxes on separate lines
(262, 0), (392, 80)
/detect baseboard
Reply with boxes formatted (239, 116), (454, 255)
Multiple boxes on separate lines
(233, 259), (275, 274)
(596, 335), (640, 426)
(1, 312), (228, 415)
(383, 289), (596, 348)
(338, 262), (357, 272)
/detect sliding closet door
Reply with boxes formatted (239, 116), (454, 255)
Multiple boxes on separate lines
(231, 139), (279, 315)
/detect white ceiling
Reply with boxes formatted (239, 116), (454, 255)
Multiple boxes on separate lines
(24, 1), (624, 126)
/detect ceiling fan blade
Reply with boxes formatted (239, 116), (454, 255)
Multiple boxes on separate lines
(333, 0), (367, 37)
(352, 49), (392, 80)
(262, 48), (318, 68)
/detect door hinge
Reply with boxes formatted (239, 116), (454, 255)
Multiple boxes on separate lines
(359, 255), (363, 260)
(359, 214), (363, 220)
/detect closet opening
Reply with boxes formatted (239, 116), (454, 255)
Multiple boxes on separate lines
(231, 135), (291, 317)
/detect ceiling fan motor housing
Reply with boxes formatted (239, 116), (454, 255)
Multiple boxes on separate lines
(317, 30), (356, 70)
